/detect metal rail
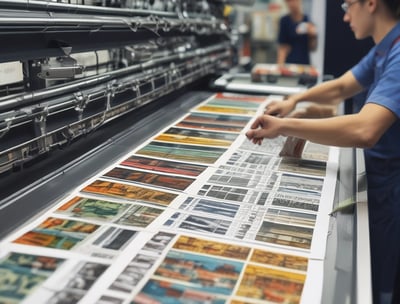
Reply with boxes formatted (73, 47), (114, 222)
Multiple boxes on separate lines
(0, 46), (230, 173)
(355, 148), (372, 304)
(0, 41), (230, 112)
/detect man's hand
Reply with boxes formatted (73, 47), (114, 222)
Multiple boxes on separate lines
(245, 115), (282, 145)
(264, 97), (297, 117)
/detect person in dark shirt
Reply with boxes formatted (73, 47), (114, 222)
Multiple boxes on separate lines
(277, 0), (317, 65)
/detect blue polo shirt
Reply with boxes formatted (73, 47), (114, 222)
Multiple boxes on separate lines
(278, 15), (310, 65)
(351, 22), (400, 159)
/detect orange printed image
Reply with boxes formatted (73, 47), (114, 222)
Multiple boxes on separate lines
(120, 155), (207, 177)
(13, 217), (99, 250)
(215, 92), (267, 103)
(195, 105), (257, 116)
(55, 196), (163, 228)
(103, 167), (195, 191)
(82, 180), (178, 206)
(155, 133), (233, 147)
(175, 121), (243, 133)
(173, 235), (251, 260)
(178, 112), (250, 129)
(250, 249), (308, 272)
(206, 97), (262, 110)
(236, 264), (306, 304)
(136, 141), (226, 164)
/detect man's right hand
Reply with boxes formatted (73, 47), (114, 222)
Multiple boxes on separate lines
(264, 97), (297, 117)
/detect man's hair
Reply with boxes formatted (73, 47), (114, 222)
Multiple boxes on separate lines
(359, 0), (400, 18)
(383, 0), (400, 18)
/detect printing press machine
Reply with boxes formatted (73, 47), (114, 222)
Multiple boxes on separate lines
(0, 1), (371, 303)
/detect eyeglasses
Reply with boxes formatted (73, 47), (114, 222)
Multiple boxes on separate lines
(341, 0), (360, 13)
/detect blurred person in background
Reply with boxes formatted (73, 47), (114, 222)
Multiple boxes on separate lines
(277, 0), (317, 65)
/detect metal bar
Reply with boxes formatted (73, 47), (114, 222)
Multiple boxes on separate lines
(355, 148), (372, 304)
(0, 16), (223, 28)
(211, 0), (255, 5)
(0, 42), (229, 111)
(0, 0), (177, 18)
(0, 0), (218, 20)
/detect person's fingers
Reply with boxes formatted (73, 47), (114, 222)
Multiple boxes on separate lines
(250, 115), (267, 130)
(246, 129), (257, 139)
(265, 106), (280, 116)
(249, 117), (261, 129)
(245, 129), (254, 139)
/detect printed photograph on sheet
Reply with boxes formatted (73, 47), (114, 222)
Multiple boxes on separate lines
(179, 112), (251, 127)
(255, 221), (314, 249)
(250, 248), (309, 272)
(81, 180), (178, 207)
(13, 217), (100, 250)
(154, 127), (238, 147)
(172, 235), (251, 260)
(175, 121), (243, 133)
(179, 196), (240, 218)
(230, 300), (255, 304)
(239, 137), (286, 155)
(140, 231), (176, 254)
(279, 173), (324, 193)
(46, 290), (83, 304)
(302, 142), (330, 162)
(176, 113), (250, 132)
(133, 278), (227, 304)
(55, 196), (164, 228)
(278, 158), (327, 177)
(103, 167), (196, 191)
(264, 208), (317, 228)
(0, 252), (64, 304)
(194, 104), (258, 116)
(12, 217), (138, 259)
(236, 264), (306, 303)
(29, 260), (109, 304)
(211, 92), (268, 104)
(81, 226), (137, 259)
(213, 92), (268, 103)
(201, 94), (265, 110)
(207, 168), (276, 190)
(225, 150), (281, 174)
(110, 253), (158, 293)
(164, 212), (231, 235)
(120, 155), (207, 177)
(109, 231), (176, 294)
(277, 187), (321, 204)
(56, 196), (130, 221)
(177, 196), (269, 233)
(97, 295), (124, 304)
(116, 204), (164, 227)
(205, 99), (261, 111)
(271, 192), (320, 212)
(44, 262), (108, 304)
(136, 141), (226, 164)
(143, 250), (244, 295)
(196, 184), (270, 206)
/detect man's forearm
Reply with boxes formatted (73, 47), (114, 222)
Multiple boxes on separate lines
(290, 71), (363, 106)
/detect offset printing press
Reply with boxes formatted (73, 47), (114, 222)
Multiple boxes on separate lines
(0, 1), (371, 304)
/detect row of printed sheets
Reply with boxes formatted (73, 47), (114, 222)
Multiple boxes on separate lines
(0, 92), (339, 304)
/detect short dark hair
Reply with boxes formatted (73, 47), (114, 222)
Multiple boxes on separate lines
(387, 0), (400, 18)
(359, 0), (400, 18)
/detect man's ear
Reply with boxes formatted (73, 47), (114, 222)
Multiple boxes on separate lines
(367, 0), (378, 14)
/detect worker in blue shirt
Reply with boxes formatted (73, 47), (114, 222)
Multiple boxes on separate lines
(277, 0), (317, 65)
(246, 0), (400, 303)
